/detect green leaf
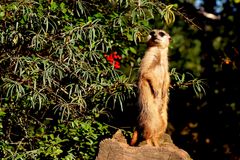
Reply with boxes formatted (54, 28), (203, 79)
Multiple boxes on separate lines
(73, 136), (79, 141)
(0, 111), (6, 117)
(50, 1), (58, 11)
(60, 2), (67, 13)
(50, 134), (54, 140)
(54, 148), (63, 155)
(0, 12), (5, 19)
(129, 47), (137, 54)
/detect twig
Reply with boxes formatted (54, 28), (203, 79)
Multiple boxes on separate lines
(158, 2), (202, 30)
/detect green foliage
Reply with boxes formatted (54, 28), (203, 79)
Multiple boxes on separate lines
(170, 68), (206, 98)
(1, 117), (110, 159)
(166, 1), (240, 159)
(0, 0), (203, 159)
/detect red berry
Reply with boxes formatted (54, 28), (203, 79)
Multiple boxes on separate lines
(114, 61), (120, 69)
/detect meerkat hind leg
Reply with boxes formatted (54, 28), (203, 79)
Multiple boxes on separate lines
(146, 138), (154, 146)
(145, 137), (160, 147)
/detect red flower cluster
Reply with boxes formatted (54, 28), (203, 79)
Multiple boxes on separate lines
(104, 51), (122, 69)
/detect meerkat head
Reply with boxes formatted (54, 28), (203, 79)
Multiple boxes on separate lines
(147, 29), (171, 48)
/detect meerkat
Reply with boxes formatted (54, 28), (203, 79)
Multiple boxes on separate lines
(131, 29), (171, 147)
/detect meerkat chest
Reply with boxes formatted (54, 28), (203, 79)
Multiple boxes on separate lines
(153, 64), (166, 79)
(153, 55), (168, 75)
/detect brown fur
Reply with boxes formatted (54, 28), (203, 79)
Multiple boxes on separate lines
(131, 29), (171, 147)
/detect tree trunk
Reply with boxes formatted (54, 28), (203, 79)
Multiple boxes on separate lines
(96, 130), (192, 160)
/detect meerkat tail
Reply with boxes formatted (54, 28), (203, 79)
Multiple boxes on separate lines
(130, 130), (138, 146)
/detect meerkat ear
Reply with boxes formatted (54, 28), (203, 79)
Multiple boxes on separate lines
(169, 37), (172, 42)
(147, 34), (152, 41)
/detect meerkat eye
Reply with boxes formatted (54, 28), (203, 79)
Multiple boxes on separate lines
(159, 31), (165, 37)
(149, 31), (155, 37)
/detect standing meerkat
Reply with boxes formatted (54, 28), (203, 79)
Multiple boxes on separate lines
(131, 29), (171, 147)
